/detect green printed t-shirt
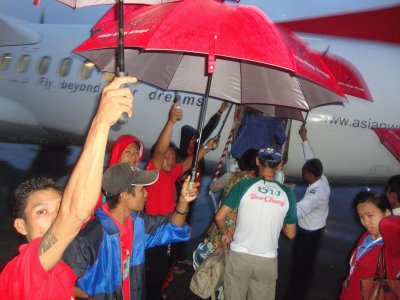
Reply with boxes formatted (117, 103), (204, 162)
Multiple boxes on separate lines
(223, 177), (297, 258)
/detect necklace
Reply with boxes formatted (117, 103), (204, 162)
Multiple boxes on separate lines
(262, 175), (274, 180)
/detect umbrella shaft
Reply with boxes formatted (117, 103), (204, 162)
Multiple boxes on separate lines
(191, 75), (213, 182)
(216, 103), (234, 138)
(118, 0), (125, 74)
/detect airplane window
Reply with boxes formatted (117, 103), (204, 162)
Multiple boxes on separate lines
(58, 58), (73, 77)
(0, 53), (12, 71)
(102, 71), (116, 82)
(16, 55), (31, 73)
(80, 61), (95, 80)
(37, 56), (51, 75)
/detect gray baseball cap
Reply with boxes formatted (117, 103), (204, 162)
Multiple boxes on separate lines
(102, 163), (159, 197)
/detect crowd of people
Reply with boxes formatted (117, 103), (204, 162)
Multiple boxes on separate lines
(0, 78), (399, 300)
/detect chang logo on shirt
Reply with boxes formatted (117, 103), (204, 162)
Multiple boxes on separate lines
(249, 193), (285, 207)
(258, 185), (281, 196)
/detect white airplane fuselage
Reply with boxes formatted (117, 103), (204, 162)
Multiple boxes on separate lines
(0, 14), (399, 184)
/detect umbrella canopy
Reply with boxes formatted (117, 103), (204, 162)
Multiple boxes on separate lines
(43, 0), (179, 123)
(54, 0), (177, 8)
(74, 0), (347, 178)
(318, 51), (373, 101)
(247, 104), (304, 122)
(373, 128), (400, 163)
(75, 0), (346, 111)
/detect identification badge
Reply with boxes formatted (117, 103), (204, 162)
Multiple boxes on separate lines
(123, 256), (130, 280)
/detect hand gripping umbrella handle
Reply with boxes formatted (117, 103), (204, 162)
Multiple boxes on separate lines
(118, 112), (130, 124)
(117, 72), (130, 124)
(173, 91), (182, 121)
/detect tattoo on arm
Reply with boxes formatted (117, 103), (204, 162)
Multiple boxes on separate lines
(39, 228), (58, 255)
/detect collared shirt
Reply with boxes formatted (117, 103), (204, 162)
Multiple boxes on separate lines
(297, 141), (330, 231)
(392, 207), (400, 216)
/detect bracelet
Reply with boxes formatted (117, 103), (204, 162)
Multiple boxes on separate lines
(175, 207), (189, 215)
(203, 145), (211, 153)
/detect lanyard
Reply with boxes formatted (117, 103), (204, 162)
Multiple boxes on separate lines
(349, 236), (382, 276)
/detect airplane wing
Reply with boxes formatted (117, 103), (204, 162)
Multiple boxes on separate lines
(277, 5), (400, 44)
(0, 14), (41, 46)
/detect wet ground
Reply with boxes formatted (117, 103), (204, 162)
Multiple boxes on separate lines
(0, 142), (384, 299)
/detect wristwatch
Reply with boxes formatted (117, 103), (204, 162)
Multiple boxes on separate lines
(203, 145), (211, 153)
(175, 207), (189, 215)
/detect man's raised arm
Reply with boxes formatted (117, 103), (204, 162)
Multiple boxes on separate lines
(39, 76), (137, 271)
(152, 102), (182, 169)
(299, 126), (316, 161)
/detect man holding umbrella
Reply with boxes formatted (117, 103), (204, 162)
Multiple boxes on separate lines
(288, 126), (331, 300)
(0, 76), (137, 299)
(144, 102), (218, 299)
(63, 164), (199, 300)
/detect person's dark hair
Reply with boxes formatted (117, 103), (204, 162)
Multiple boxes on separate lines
(385, 174), (400, 202)
(353, 191), (391, 213)
(12, 177), (62, 219)
(106, 186), (136, 209)
(257, 146), (282, 169)
(303, 158), (323, 178)
(238, 149), (258, 172)
(150, 142), (177, 158)
(179, 125), (198, 155)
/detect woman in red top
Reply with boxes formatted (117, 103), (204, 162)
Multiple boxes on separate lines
(340, 191), (400, 300)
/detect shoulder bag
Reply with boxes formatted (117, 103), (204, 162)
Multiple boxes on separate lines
(361, 247), (400, 300)
(190, 246), (227, 300)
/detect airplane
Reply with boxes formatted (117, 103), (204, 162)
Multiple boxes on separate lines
(0, 2), (400, 185)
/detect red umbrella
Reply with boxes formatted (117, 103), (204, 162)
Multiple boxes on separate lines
(74, 0), (346, 178)
(76, 1), (347, 110)
(319, 50), (373, 101)
(35, 0), (179, 123)
(64, 0), (175, 6)
(373, 128), (400, 163)
(34, 0), (176, 7)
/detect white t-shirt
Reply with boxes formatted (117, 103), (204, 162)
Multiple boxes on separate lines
(224, 178), (297, 258)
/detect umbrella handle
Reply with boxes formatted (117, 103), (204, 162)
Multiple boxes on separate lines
(117, 72), (130, 124)
(301, 111), (309, 128)
(174, 91), (182, 121)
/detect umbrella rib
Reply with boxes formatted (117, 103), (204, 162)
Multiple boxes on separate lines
(165, 53), (185, 89)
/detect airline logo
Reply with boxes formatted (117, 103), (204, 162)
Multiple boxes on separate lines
(327, 116), (400, 129)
